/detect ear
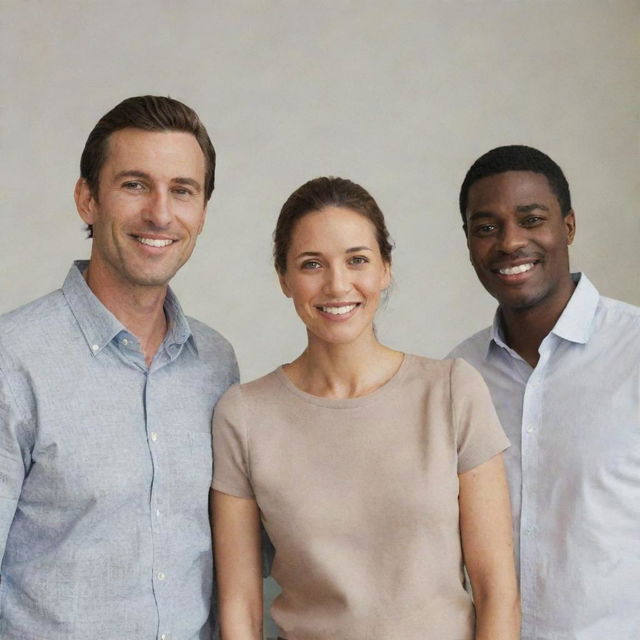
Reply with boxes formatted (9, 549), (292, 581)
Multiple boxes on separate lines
(75, 178), (97, 225)
(381, 261), (392, 290)
(564, 210), (576, 245)
(197, 203), (208, 235)
(278, 271), (292, 298)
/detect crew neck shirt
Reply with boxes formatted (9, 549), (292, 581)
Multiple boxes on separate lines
(213, 354), (509, 639)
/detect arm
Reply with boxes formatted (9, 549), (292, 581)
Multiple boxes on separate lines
(459, 453), (520, 640)
(0, 366), (30, 567)
(212, 489), (263, 640)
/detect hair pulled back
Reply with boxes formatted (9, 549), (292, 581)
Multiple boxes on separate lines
(273, 176), (393, 274)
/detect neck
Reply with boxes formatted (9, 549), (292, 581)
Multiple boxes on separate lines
(500, 278), (576, 367)
(284, 330), (403, 399)
(84, 262), (168, 365)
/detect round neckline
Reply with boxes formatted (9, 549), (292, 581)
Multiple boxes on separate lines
(274, 353), (411, 409)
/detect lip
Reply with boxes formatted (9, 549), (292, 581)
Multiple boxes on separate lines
(131, 233), (178, 251)
(315, 302), (361, 321)
(490, 259), (540, 283)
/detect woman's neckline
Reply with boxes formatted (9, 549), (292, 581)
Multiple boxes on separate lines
(275, 353), (411, 409)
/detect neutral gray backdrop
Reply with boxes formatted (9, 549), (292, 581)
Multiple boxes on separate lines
(1, 0), (638, 636)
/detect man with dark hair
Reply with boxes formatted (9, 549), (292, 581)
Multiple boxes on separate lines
(449, 145), (640, 639)
(0, 96), (238, 638)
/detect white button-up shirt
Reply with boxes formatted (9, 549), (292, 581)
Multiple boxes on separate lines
(449, 273), (640, 639)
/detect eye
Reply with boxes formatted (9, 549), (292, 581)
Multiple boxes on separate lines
(521, 216), (544, 227)
(301, 260), (322, 270)
(172, 186), (194, 197)
(349, 255), (369, 265)
(122, 181), (145, 191)
(472, 223), (497, 236)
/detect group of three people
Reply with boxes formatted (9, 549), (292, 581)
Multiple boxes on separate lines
(0, 95), (638, 640)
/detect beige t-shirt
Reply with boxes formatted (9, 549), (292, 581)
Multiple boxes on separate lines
(212, 355), (509, 640)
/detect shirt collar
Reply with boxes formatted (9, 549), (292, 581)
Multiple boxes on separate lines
(486, 272), (600, 358)
(550, 273), (599, 344)
(163, 285), (195, 353)
(62, 260), (195, 357)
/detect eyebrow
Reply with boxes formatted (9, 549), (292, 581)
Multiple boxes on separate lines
(468, 202), (549, 222)
(516, 203), (549, 213)
(113, 170), (202, 192)
(294, 246), (373, 259)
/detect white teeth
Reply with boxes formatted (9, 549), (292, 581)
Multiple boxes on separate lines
(499, 263), (534, 275)
(321, 304), (357, 315)
(136, 237), (173, 247)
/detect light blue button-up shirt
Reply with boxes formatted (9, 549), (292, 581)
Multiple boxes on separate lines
(0, 261), (238, 639)
(449, 273), (640, 640)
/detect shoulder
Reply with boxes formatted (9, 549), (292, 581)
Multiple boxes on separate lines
(0, 289), (68, 360)
(597, 295), (640, 325)
(186, 316), (237, 362)
(0, 290), (66, 419)
(405, 355), (492, 406)
(404, 353), (453, 377)
(403, 353), (484, 390)
(237, 369), (283, 405)
(0, 288), (67, 334)
(446, 326), (492, 366)
(590, 295), (640, 359)
(214, 370), (281, 419)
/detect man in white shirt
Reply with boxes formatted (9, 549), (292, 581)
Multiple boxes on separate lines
(449, 145), (640, 639)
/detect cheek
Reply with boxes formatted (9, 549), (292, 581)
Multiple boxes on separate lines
(287, 277), (318, 306)
(361, 273), (387, 299)
(468, 242), (489, 268)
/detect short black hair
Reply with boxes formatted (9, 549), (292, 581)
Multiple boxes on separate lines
(459, 145), (572, 229)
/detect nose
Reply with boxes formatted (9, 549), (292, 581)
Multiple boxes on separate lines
(496, 220), (527, 254)
(142, 189), (173, 228)
(323, 264), (351, 298)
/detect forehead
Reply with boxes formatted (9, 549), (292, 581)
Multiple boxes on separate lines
(290, 206), (377, 246)
(102, 127), (205, 179)
(466, 171), (558, 214)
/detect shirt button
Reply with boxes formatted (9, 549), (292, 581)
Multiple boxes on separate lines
(156, 508), (160, 517)
(526, 425), (535, 433)
(161, 635), (167, 640)
(150, 432), (158, 442)
(157, 572), (165, 581)
(122, 338), (129, 346)
(92, 344), (99, 352)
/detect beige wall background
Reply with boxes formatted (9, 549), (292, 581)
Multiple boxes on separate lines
(1, 0), (638, 381)
(1, 1), (638, 635)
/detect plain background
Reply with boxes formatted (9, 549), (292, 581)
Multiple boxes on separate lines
(1, 1), (638, 636)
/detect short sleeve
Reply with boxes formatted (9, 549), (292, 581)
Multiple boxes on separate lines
(450, 358), (510, 473)
(211, 384), (255, 498)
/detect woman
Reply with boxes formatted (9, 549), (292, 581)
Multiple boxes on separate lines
(212, 177), (519, 639)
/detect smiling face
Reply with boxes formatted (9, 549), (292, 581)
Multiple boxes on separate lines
(75, 127), (207, 292)
(279, 206), (391, 347)
(465, 170), (576, 314)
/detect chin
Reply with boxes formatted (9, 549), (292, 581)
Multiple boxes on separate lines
(123, 267), (177, 288)
(495, 291), (548, 312)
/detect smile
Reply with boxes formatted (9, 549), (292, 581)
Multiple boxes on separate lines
(135, 236), (174, 248)
(318, 304), (359, 315)
(497, 262), (535, 276)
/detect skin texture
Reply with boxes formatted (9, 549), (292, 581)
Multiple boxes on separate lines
(214, 206), (519, 638)
(459, 454), (520, 640)
(74, 128), (207, 362)
(465, 170), (576, 366)
(213, 491), (263, 640)
(279, 206), (391, 349)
